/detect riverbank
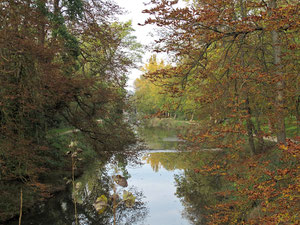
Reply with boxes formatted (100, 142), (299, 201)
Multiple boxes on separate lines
(0, 146), (84, 224)
(142, 118), (192, 129)
(0, 123), (136, 224)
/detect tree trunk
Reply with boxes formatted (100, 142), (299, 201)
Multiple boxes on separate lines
(190, 112), (194, 121)
(296, 95), (300, 136)
(253, 111), (265, 153)
(239, 0), (255, 155)
(38, 0), (46, 45)
(54, 0), (60, 15)
(246, 97), (256, 155)
(270, 0), (286, 144)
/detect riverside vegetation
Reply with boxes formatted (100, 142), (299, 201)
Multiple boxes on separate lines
(1, 0), (300, 224)
(133, 0), (299, 223)
(0, 0), (141, 222)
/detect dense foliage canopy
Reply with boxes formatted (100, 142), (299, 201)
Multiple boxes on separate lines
(134, 0), (300, 224)
(0, 0), (141, 221)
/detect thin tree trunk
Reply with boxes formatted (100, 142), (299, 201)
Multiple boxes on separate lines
(18, 188), (23, 225)
(54, 0), (60, 15)
(35, 0), (47, 46)
(296, 95), (300, 136)
(270, 0), (286, 144)
(72, 157), (78, 225)
(246, 97), (256, 155)
(240, 0), (255, 155)
(113, 185), (116, 225)
(253, 111), (265, 153)
(190, 112), (194, 121)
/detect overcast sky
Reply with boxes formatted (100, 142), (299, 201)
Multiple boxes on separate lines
(114, 0), (156, 91)
(114, 0), (187, 91)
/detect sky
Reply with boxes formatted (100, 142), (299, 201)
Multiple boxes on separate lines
(115, 0), (157, 91)
(114, 0), (187, 91)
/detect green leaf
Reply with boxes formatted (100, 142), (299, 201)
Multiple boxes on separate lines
(123, 190), (136, 208)
(93, 195), (108, 214)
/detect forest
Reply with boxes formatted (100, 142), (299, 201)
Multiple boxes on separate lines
(0, 0), (299, 224)
(0, 0), (142, 222)
(134, 0), (299, 224)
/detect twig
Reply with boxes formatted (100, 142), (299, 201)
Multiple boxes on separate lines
(18, 188), (23, 225)
(72, 156), (79, 225)
(113, 184), (116, 225)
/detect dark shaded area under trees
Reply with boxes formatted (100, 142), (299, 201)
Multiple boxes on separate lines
(0, 0), (142, 222)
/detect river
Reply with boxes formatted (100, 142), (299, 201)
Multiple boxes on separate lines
(7, 126), (224, 225)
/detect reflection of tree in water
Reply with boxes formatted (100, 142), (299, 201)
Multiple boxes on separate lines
(113, 187), (148, 225)
(143, 150), (228, 225)
(173, 152), (227, 225)
(13, 162), (148, 225)
(175, 172), (223, 224)
(143, 152), (190, 172)
(0, 181), (40, 223)
(138, 127), (179, 150)
(72, 163), (148, 225)
(74, 187), (148, 225)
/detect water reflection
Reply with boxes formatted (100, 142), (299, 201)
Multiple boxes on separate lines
(138, 127), (181, 150)
(7, 160), (148, 225)
(6, 127), (225, 225)
(143, 151), (190, 172)
(143, 150), (226, 225)
(175, 166), (224, 225)
(127, 152), (191, 225)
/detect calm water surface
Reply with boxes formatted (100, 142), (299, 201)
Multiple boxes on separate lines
(127, 151), (191, 225)
(8, 127), (218, 225)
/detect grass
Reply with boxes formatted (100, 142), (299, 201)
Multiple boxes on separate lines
(143, 118), (191, 129)
(239, 116), (299, 139)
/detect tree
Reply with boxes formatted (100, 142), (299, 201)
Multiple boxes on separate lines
(0, 0), (141, 221)
(139, 1), (300, 223)
(134, 55), (179, 117)
(142, 0), (300, 149)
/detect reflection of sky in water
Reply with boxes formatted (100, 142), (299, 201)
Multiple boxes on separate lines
(127, 156), (191, 225)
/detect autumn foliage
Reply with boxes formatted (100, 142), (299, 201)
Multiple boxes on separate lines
(0, 0), (140, 221)
(135, 0), (300, 224)
(141, 0), (299, 148)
